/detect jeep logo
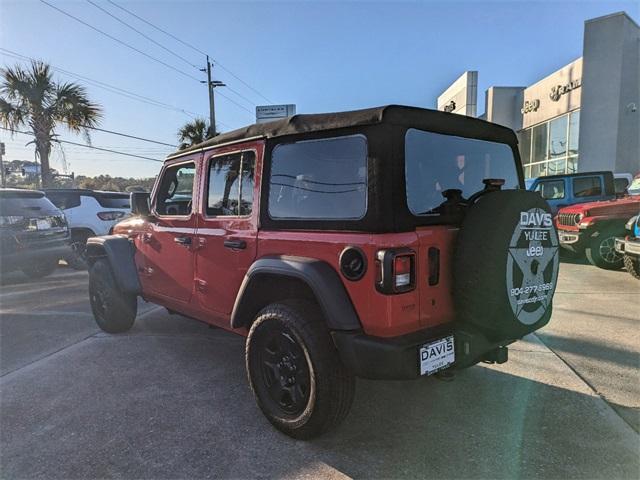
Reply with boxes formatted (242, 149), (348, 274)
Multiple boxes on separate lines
(520, 211), (553, 228)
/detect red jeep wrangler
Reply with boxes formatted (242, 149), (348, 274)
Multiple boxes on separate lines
(556, 193), (640, 269)
(86, 106), (559, 438)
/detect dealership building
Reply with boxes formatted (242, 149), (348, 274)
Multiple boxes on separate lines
(436, 12), (639, 178)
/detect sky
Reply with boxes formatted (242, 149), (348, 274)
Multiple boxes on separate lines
(0, 0), (638, 179)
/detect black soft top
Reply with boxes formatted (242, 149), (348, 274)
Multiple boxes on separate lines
(171, 105), (518, 158)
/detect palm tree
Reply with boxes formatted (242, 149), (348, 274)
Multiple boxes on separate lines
(177, 118), (213, 150)
(0, 61), (102, 187)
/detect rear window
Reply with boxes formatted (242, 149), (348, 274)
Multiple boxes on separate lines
(95, 193), (131, 209)
(535, 180), (565, 199)
(405, 129), (519, 215)
(573, 176), (602, 197)
(268, 135), (367, 220)
(0, 192), (60, 216)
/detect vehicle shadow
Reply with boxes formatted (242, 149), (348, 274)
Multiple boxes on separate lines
(1, 312), (638, 480)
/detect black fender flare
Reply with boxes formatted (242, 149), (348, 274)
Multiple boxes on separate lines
(85, 235), (141, 295)
(230, 255), (361, 331)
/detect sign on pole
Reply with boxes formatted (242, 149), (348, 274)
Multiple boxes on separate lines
(256, 104), (296, 124)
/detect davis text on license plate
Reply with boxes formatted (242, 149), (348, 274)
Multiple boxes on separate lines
(419, 336), (455, 376)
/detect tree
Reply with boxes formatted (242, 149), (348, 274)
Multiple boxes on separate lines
(177, 118), (217, 150)
(0, 61), (102, 187)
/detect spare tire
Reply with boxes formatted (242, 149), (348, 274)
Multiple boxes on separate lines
(453, 190), (560, 340)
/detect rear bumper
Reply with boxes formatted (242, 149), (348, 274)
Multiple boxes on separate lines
(332, 323), (513, 380)
(615, 237), (640, 257)
(0, 239), (71, 273)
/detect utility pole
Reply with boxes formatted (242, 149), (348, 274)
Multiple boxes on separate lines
(0, 142), (5, 187)
(200, 56), (225, 138)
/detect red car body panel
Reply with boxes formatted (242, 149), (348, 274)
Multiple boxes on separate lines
(114, 139), (459, 339)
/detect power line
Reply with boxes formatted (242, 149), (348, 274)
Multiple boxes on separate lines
(82, 125), (177, 147)
(105, 0), (274, 104)
(0, 48), (205, 119)
(85, 0), (199, 70)
(39, 0), (202, 83)
(1, 127), (164, 162)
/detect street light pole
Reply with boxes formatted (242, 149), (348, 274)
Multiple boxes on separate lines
(201, 56), (226, 138)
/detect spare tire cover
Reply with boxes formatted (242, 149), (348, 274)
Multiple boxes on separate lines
(453, 190), (559, 339)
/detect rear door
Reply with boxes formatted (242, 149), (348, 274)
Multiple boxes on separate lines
(194, 142), (262, 316)
(139, 158), (199, 303)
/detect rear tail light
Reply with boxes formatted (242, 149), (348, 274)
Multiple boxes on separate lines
(97, 211), (126, 221)
(375, 248), (416, 294)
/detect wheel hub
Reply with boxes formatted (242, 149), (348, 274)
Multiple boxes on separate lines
(259, 328), (311, 415)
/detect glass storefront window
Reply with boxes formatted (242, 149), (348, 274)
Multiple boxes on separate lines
(519, 129), (531, 165)
(548, 158), (567, 175)
(519, 110), (580, 179)
(532, 123), (548, 164)
(548, 115), (568, 158)
(568, 110), (580, 156)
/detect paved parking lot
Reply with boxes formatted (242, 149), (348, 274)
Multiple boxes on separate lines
(1, 261), (638, 479)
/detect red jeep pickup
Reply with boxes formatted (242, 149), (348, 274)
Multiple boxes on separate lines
(86, 106), (559, 438)
(556, 194), (640, 269)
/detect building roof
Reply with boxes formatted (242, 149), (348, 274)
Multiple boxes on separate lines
(170, 104), (518, 159)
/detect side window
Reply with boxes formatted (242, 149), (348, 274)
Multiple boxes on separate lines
(268, 135), (367, 220)
(614, 177), (629, 195)
(573, 176), (602, 198)
(155, 162), (195, 216)
(535, 180), (565, 200)
(207, 151), (255, 216)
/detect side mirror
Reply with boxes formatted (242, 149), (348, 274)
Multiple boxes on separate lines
(130, 191), (151, 216)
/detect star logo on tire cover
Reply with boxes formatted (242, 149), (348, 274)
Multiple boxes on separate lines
(506, 207), (560, 326)
(508, 242), (558, 315)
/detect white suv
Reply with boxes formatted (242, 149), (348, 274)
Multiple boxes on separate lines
(44, 189), (131, 268)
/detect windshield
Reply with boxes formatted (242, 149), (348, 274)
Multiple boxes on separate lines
(405, 129), (519, 215)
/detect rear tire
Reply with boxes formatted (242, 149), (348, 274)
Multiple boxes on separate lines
(89, 259), (137, 333)
(65, 232), (91, 270)
(21, 260), (58, 279)
(246, 301), (355, 439)
(623, 254), (640, 279)
(585, 230), (624, 270)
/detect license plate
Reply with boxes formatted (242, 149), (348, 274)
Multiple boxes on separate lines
(36, 219), (51, 230)
(419, 336), (455, 376)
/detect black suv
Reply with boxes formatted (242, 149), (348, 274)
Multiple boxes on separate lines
(0, 188), (70, 279)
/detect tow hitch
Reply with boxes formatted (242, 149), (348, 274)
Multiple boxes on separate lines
(482, 346), (508, 364)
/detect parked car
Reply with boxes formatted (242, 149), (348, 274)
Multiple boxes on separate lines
(44, 189), (131, 269)
(615, 212), (640, 279)
(556, 191), (640, 269)
(85, 105), (560, 439)
(0, 188), (70, 279)
(528, 171), (617, 214)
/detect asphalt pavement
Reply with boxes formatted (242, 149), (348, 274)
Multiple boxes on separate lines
(0, 262), (638, 479)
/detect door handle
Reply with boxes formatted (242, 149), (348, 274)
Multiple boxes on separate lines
(142, 233), (153, 243)
(174, 236), (192, 246)
(224, 239), (246, 250)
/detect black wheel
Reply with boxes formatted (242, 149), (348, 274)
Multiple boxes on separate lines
(21, 260), (58, 279)
(89, 259), (137, 333)
(585, 230), (624, 270)
(623, 254), (640, 279)
(66, 233), (90, 270)
(246, 301), (355, 439)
